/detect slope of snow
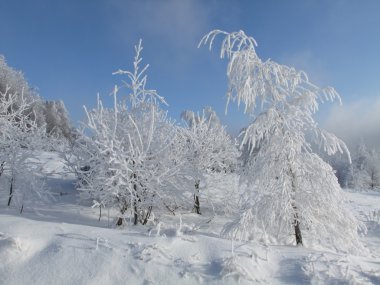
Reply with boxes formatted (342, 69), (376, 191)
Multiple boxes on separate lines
(1, 152), (380, 285)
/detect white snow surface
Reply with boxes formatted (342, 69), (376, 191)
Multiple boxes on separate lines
(1, 152), (380, 285)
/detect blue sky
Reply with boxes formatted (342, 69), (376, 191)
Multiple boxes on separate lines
(0, 0), (379, 145)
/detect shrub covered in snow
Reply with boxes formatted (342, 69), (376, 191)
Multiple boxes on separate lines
(74, 40), (193, 225)
(0, 86), (49, 212)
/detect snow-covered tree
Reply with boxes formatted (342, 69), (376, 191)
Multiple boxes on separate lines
(43, 100), (73, 140)
(350, 142), (380, 191)
(0, 56), (34, 101)
(180, 107), (240, 214)
(1, 55), (74, 141)
(200, 30), (363, 252)
(0, 55), (46, 128)
(75, 40), (191, 225)
(315, 147), (352, 188)
(182, 107), (240, 173)
(0, 86), (48, 212)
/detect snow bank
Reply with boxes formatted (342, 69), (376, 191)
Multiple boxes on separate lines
(1, 153), (380, 284)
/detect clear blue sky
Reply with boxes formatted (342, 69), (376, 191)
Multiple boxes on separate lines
(1, 0), (380, 140)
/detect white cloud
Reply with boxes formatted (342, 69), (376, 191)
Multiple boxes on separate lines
(107, 0), (212, 51)
(280, 50), (329, 86)
(102, 0), (232, 75)
(323, 96), (380, 150)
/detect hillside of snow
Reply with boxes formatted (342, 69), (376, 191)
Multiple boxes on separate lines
(1, 152), (380, 285)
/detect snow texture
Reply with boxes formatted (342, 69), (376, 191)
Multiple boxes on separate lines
(0, 152), (380, 285)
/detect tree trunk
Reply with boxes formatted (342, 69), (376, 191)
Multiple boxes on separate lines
(132, 168), (139, 225)
(192, 180), (201, 215)
(294, 213), (303, 245)
(0, 161), (5, 177)
(133, 197), (138, 225)
(7, 176), (14, 207)
(116, 217), (123, 226)
(142, 206), (152, 225)
(289, 165), (303, 246)
(116, 203), (128, 226)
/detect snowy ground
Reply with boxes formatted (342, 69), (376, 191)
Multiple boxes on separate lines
(1, 152), (380, 285)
